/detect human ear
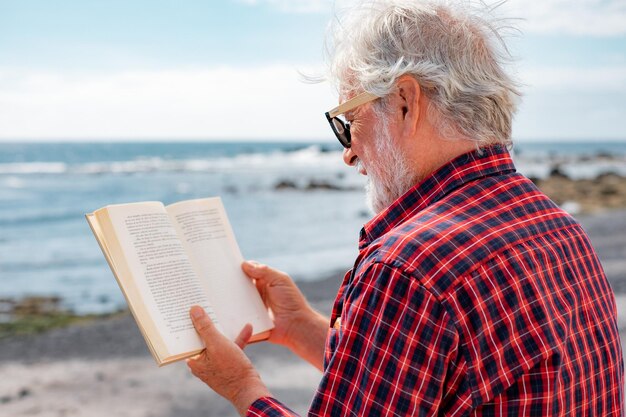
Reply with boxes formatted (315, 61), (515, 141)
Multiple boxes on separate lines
(395, 75), (421, 137)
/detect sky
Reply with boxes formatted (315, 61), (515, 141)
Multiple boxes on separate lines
(0, 0), (625, 142)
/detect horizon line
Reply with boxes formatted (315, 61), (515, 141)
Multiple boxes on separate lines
(1, 137), (625, 144)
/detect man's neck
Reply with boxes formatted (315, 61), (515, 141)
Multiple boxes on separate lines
(406, 134), (478, 185)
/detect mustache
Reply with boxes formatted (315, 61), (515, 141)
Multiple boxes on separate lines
(354, 158), (363, 172)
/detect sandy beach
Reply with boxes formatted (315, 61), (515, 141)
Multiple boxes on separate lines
(0, 275), (340, 416)
(1, 209), (625, 417)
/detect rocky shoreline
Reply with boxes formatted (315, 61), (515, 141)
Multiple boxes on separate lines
(532, 171), (626, 214)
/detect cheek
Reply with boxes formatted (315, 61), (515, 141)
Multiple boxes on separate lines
(350, 115), (371, 136)
(348, 122), (363, 144)
(349, 123), (371, 153)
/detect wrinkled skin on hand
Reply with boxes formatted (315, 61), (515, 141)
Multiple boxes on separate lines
(241, 261), (313, 348)
(241, 260), (329, 371)
(187, 306), (271, 416)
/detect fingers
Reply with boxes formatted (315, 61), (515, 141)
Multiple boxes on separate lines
(187, 352), (206, 368)
(190, 306), (254, 351)
(242, 260), (288, 283)
(234, 323), (253, 349)
(186, 356), (200, 372)
(241, 260), (266, 279)
(190, 305), (217, 342)
(186, 349), (207, 374)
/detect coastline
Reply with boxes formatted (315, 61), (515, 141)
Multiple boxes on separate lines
(531, 172), (626, 214)
(0, 209), (624, 416)
(2, 142), (625, 316)
(0, 276), (341, 416)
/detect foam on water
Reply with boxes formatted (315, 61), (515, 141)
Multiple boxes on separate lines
(0, 162), (68, 174)
(4, 176), (25, 189)
(2, 143), (625, 180)
(0, 145), (344, 176)
(1, 141), (624, 314)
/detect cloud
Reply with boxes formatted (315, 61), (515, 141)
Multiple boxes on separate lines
(0, 63), (624, 141)
(519, 65), (626, 92)
(235, 0), (626, 36)
(0, 66), (335, 140)
(514, 89), (626, 140)
(502, 0), (626, 37)
(513, 64), (626, 139)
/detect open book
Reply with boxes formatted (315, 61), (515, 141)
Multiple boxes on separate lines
(86, 197), (273, 366)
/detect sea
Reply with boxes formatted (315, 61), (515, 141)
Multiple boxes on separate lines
(1, 140), (625, 314)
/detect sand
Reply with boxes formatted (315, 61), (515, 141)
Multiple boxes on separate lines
(0, 210), (625, 417)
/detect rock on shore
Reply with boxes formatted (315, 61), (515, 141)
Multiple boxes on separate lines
(533, 171), (626, 214)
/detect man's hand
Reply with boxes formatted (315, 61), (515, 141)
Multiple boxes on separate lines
(242, 261), (329, 371)
(187, 306), (271, 416)
(242, 261), (312, 347)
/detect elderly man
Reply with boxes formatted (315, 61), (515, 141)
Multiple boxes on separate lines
(187, 1), (624, 415)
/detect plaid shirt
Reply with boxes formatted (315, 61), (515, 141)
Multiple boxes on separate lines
(248, 145), (624, 416)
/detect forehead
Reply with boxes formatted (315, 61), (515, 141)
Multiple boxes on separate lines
(337, 76), (358, 102)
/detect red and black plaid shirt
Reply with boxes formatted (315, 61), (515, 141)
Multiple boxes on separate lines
(248, 145), (624, 416)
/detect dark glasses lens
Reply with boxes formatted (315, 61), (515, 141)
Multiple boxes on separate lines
(325, 112), (351, 148)
(331, 118), (345, 135)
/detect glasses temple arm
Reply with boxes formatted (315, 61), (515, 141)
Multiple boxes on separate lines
(327, 92), (379, 118)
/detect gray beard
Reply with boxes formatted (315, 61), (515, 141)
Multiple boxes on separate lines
(364, 115), (419, 214)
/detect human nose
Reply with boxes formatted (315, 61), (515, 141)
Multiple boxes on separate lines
(343, 147), (358, 166)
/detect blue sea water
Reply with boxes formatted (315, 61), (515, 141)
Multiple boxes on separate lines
(0, 142), (369, 313)
(0, 140), (625, 314)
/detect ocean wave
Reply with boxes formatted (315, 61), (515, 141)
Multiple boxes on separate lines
(0, 162), (68, 174)
(514, 157), (626, 180)
(3, 176), (25, 188)
(0, 145), (344, 176)
(0, 212), (80, 227)
(0, 258), (103, 273)
(1, 145), (624, 180)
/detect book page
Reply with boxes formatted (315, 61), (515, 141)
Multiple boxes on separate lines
(167, 198), (273, 341)
(101, 202), (219, 356)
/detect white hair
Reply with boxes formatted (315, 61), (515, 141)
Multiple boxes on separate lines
(363, 108), (419, 213)
(326, 0), (521, 147)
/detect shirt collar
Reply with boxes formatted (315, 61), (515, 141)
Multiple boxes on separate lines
(359, 145), (516, 250)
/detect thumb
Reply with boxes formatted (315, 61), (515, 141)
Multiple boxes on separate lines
(190, 305), (216, 341)
(234, 323), (253, 349)
(241, 260), (287, 283)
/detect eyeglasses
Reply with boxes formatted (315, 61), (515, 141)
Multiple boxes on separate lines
(325, 91), (379, 149)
